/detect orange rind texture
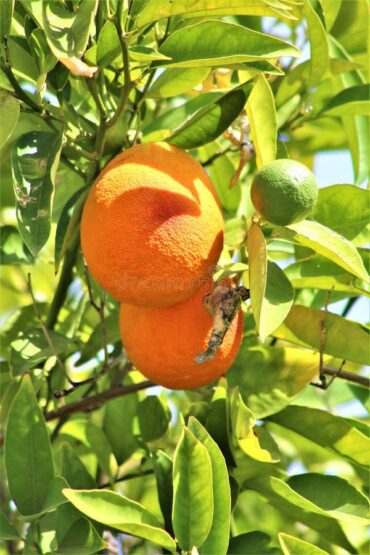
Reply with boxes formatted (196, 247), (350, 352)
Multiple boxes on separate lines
(119, 281), (243, 390)
(81, 142), (224, 307)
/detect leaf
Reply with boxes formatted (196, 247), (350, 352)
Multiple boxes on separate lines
(86, 423), (118, 479)
(246, 476), (354, 552)
(77, 310), (120, 365)
(56, 518), (106, 555)
(0, 512), (20, 541)
(29, 28), (57, 75)
(287, 474), (370, 524)
(42, 0), (98, 59)
(228, 531), (279, 555)
(166, 81), (253, 149)
(10, 328), (71, 377)
(0, 92), (20, 150)
(12, 131), (63, 256)
(19, 475), (70, 521)
(304, 0), (329, 87)
(0, 225), (33, 265)
(148, 68), (210, 99)
(272, 220), (369, 282)
(55, 187), (87, 273)
(225, 217), (247, 250)
(314, 185), (370, 246)
(227, 347), (324, 419)
(188, 417), (231, 555)
(320, 85), (370, 117)
(153, 451), (174, 535)
(274, 304), (370, 366)
(247, 225), (294, 339)
(279, 532), (329, 555)
(129, 45), (171, 62)
(5, 375), (54, 515)
(172, 428), (213, 551)
(319, 0), (341, 31)
(284, 256), (369, 297)
(132, 0), (298, 30)
(96, 20), (120, 67)
(269, 405), (370, 468)
(62, 489), (176, 552)
(246, 74), (277, 168)
(60, 443), (96, 490)
(103, 386), (139, 465)
(0, 0), (14, 42)
(138, 396), (171, 442)
(158, 20), (300, 68)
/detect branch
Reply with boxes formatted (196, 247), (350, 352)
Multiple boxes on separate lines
(321, 366), (370, 389)
(45, 380), (155, 421)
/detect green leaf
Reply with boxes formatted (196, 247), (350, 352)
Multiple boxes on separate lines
(62, 489), (176, 552)
(55, 187), (87, 273)
(274, 304), (370, 366)
(5, 375), (54, 515)
(19, 475), (70, 521)
(148, 68), (210, 99)
(279, 532), (329, 555)
(304, 0), (329, 87)
(0, 92), (20, 150)
(272, 220), (369, 282)
(60, 443), (96, 490)
(188, 417), (231, 555)
(0, 0), (14, 41)
(172, 428), (213, 551)
(131, 0), (297, 29)
(153, 451), (174, 535)
(96, 20), (120, 67)
(287, 474), (370, 524)
(246, 74), (277, 168)
(0, 512), (20, 541)
(247, 225), (294, 340)
(314, 185), (370, 246)
(246, 476), (354, 552)
(138, 396), (171, 442)
(0, 225), (33, 265)
(269, 405), (370, 468)
(42, 0), (98, 59)
(56, 518), (106, 555)
(129, 45), (172, 62)
(158, 20), (300, 68)
(227, 346), (323, 419)
(228, 531), (279, 554)
(205, 149), (241, 212)
(12, 131), (63, 256)
(10, 328), (71, 377)
(78, 310), (120, 364)
(103, 386), (139, 465)
(29, 28), (57, 75)
(166, 81), (253, 149)
(86, 423), (118, 479)
(319, 85), (370, 117)
(319, 0), (341, 31)
(225, 217), (247, 250)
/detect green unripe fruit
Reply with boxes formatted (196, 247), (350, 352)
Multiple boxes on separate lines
(250, 159), (318, 226)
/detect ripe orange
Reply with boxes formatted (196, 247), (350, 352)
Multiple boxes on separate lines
(81, 142), (224, 307)
(119, 280), (243, 390)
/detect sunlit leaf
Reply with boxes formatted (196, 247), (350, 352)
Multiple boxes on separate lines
(279, 532), (329, 555)
(0, 0), (14, 42)
(304, 0), (329, 87)
(138, 396), (171, 442)
(0, 225), (33, 265)
(148, 68), (210, 99)
(228, 531), (280, 554)
(96, 19), (120, 67)
(319, 85), (370, 117)
(319, 0), (341, 31)
(0, 92), (20, 150)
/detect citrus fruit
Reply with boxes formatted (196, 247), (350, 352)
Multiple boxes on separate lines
(250, 159), (318, 226)
(81, 142), (224, 307)
(119, 280), (243, 390)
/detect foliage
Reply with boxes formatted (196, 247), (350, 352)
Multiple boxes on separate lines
(0, 1), (369, 554)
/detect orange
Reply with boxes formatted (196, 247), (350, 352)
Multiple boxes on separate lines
(119, 280), (243, 390)
(81, 142), (224, 307)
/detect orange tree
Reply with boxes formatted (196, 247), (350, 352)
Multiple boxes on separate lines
(0, 1), (369, 554)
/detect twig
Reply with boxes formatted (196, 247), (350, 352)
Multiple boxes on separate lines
(321, 366), (369, 389)
(27, 274), (74, 385)
(318, 288), (333, 387)
(45, 380), (155, 421)
(99, 469), (154, 489)
(202, 147), (236, 167)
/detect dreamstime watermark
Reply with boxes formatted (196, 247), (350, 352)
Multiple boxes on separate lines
(114, 266), (217, 293)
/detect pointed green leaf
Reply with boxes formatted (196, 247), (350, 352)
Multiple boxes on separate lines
(247, 223), (267, 333)
(0, 225), (33, 265)
(0, 92), (20, 150)
(274, 304), (370, 366)
(246, 74), (277, 168)
(319, 0), (341, 31)
(129, 45), (171, 62)
(227, 347), (324, 419)
(86, 422), (118, 479)
(96, 20), (120, 67)
(304, 0), (329, 87)
(60, 443), (96, 490)
(0, 0), (14, 42)
(188, 418), (231, 555)
(148, 68), (210, 99)
(62, 489), (176, 552)
(228, 531), (279, 554)
(287, 474), (369, 524)
(153, 451), (174, 536)
(279, 532), (329, 555)
(158, 20), (300, 68)
(55, 187), (87, 273)
(12, 131), (63, 255)
(269, 405), (370, 467)
(166, 81), (253, 149)
(172, 428), (213, 551)
(320, 85), (370, 117)
(56, 518), (106, 555)
(314, 185), (370, 246)
(5, 375), (54, 515)
(272, 220), (369, 281)
(138, 396), (171, 442)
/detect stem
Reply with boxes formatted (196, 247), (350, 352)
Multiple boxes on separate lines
(45, 380), (155, 421)
(321, 367), (370, 388)
(99, 469), (154, 489)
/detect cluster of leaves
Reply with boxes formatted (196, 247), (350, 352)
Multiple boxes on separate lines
(0, 0), (369, 554)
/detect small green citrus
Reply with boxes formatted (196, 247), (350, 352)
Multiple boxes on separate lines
(250, 159), (318, 226)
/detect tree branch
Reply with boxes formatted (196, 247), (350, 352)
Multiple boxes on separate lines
(45, 380), (155, 421)
(321, 367), (370, 389)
